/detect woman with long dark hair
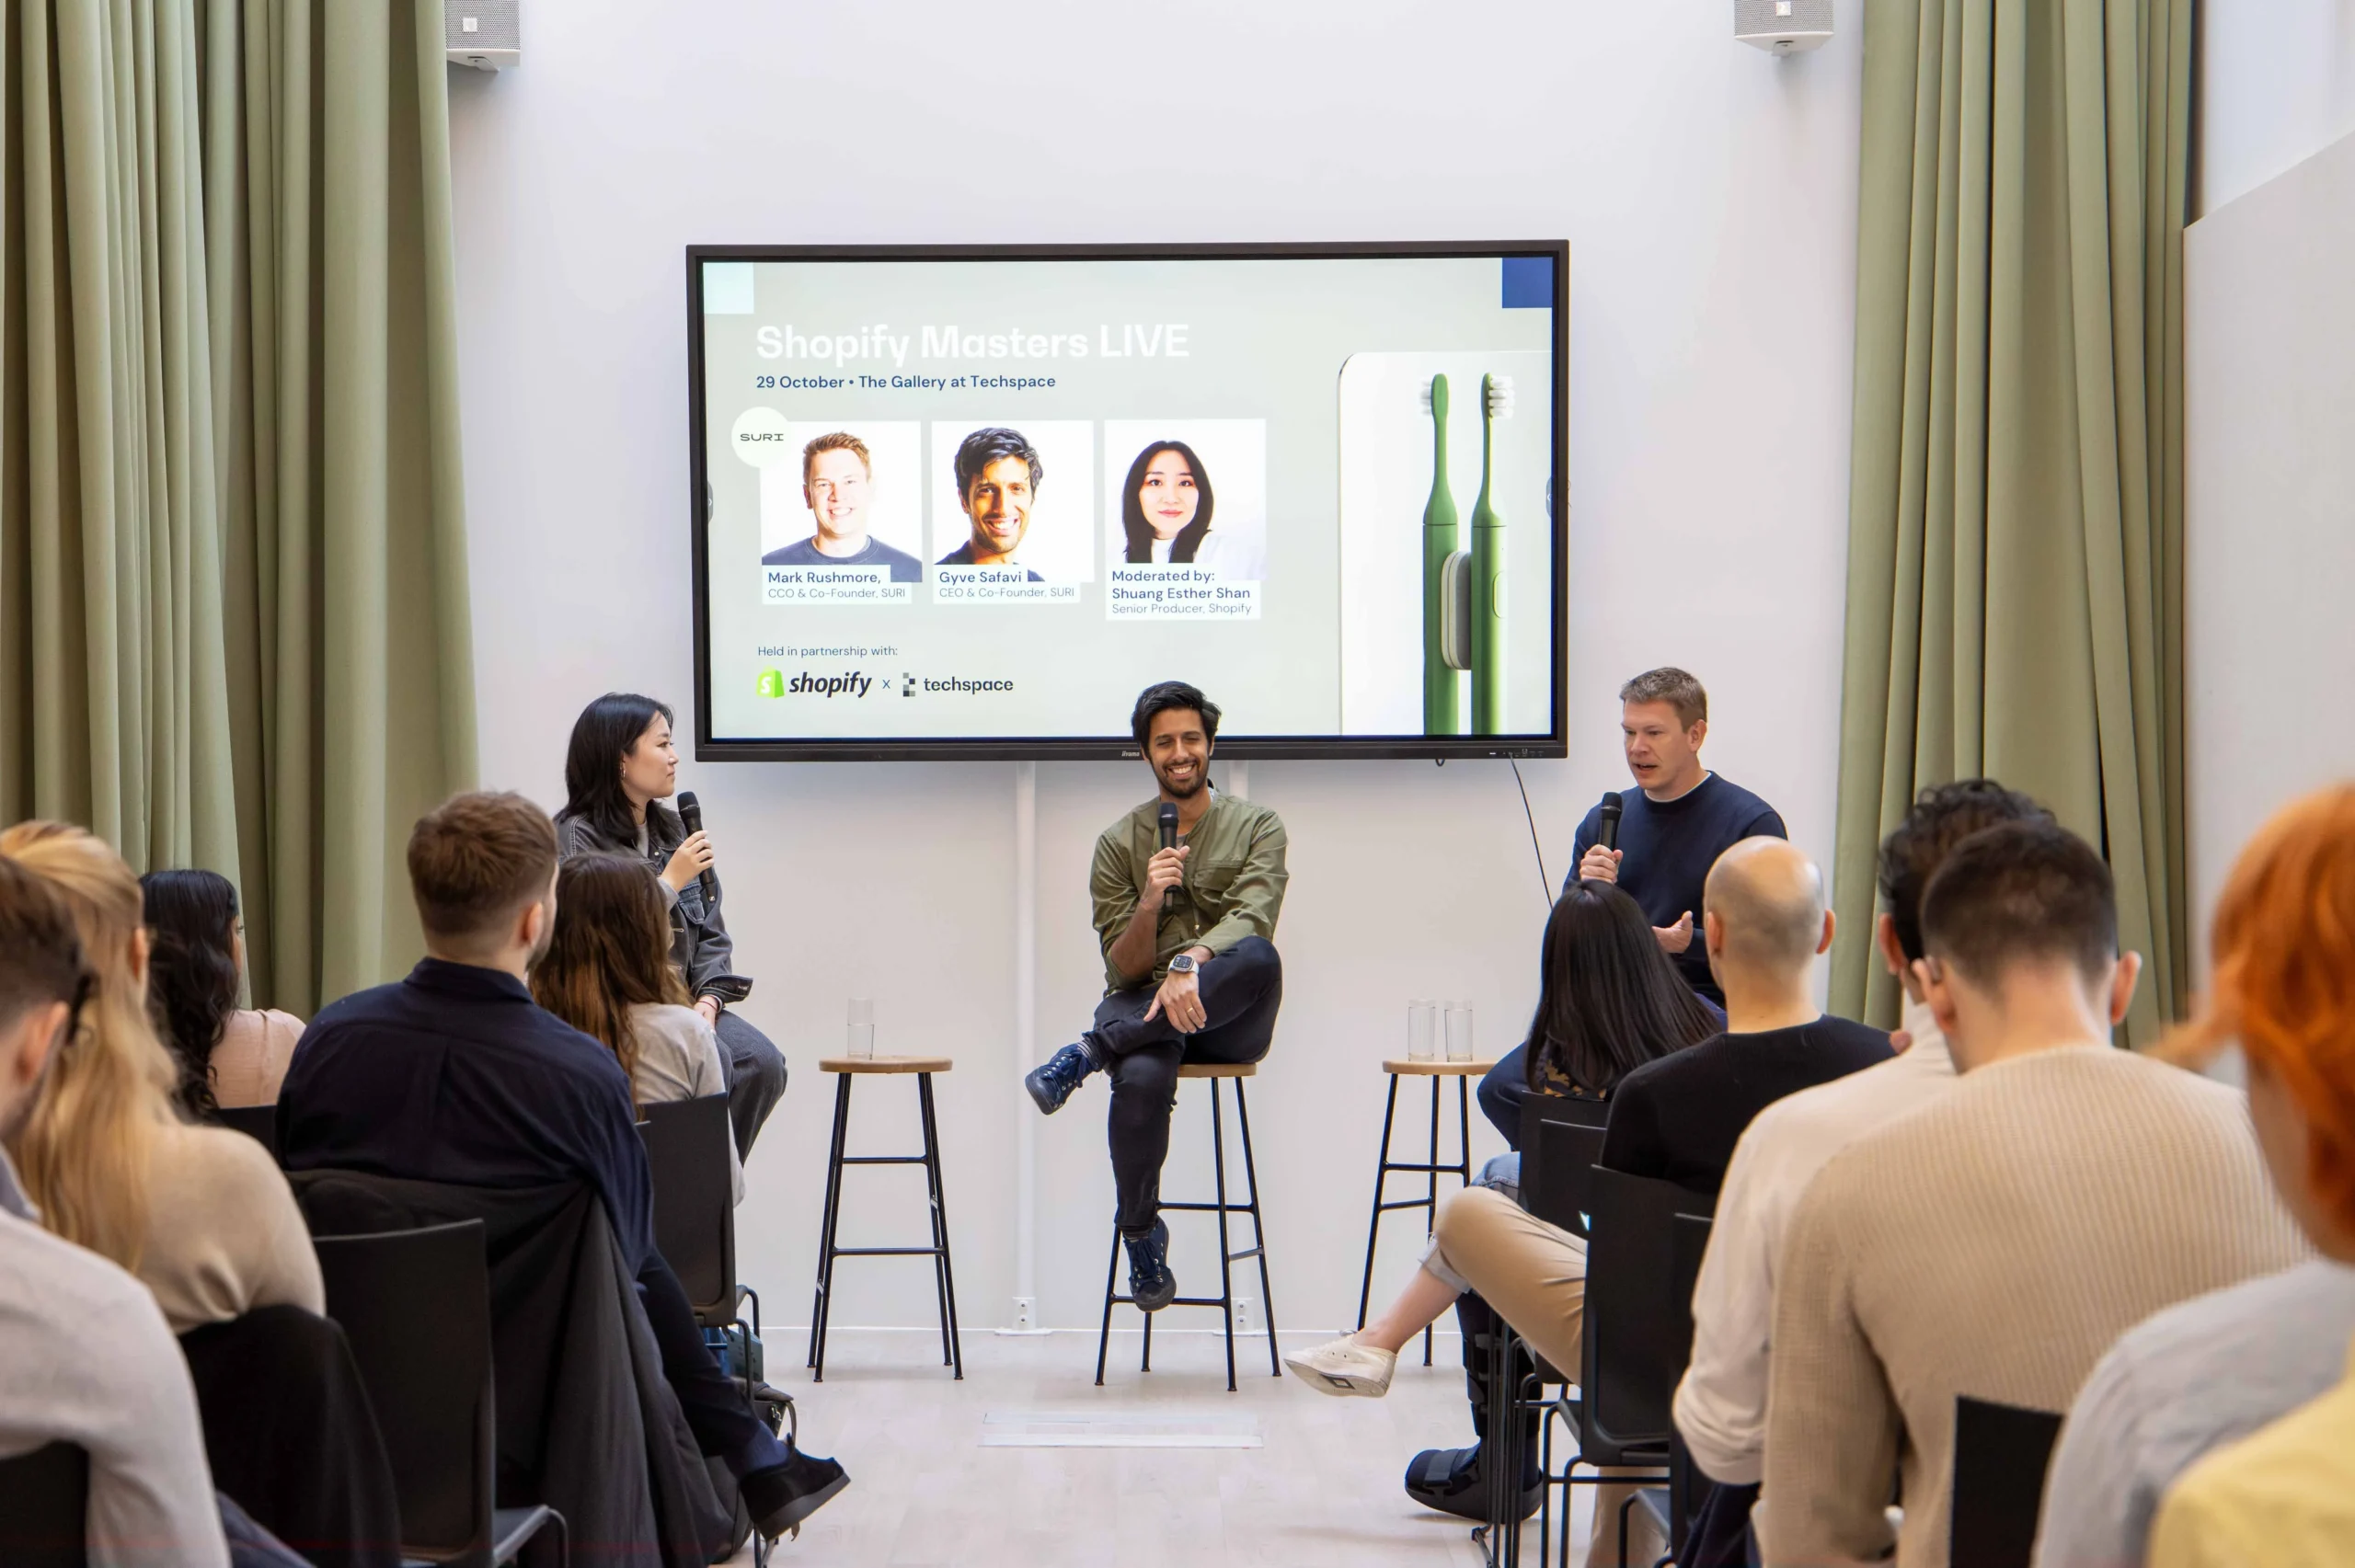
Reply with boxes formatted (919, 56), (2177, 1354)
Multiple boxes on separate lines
(554, 692), (787, 1155)
(533, 855), (741, 1201)
(141, 869), (305, 1114)
(1282, 881), (1714, 1532)
(1117, 438), (1267, 579)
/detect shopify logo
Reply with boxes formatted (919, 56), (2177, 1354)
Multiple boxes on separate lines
(755, 670), (785, 698)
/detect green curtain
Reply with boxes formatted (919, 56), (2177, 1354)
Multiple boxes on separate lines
(1, 0), (474, 1013)
(1830, 0), (2192, 1045)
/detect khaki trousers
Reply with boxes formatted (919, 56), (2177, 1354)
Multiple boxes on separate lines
(1434, 1186), (1668, 1568)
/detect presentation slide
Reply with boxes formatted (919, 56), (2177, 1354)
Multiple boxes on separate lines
(691, 247), (1563, 756)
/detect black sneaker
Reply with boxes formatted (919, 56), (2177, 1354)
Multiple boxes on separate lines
(1025, 1039), (1099, 1115)
(1122, 1218), (1178, 1311)
(741, 1441), (850, 1540)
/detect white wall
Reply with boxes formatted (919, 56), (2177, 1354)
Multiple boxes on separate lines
(2197, 0), (2355, 216)
(447, 1), (1864, 1333)
(2186, 6), (2355, 963)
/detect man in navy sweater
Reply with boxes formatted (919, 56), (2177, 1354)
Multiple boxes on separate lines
(1479, 667), (1786, 1143)
(281, 791), (848, 1543)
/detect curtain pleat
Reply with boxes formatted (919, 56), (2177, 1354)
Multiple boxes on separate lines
(1, 0), (474, 1013)
(1830, 0), (2192, 1045)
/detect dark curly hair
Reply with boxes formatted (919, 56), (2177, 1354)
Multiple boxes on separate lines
(139, 869), (242, 1117)
(1130, 681), (1221, 749)
(1876, 779), (2052, 962)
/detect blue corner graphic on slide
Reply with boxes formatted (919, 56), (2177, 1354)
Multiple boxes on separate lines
(1500, 256), (1552, 309)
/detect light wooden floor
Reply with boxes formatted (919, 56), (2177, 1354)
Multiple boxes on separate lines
(725, 1327), (1603, 1567)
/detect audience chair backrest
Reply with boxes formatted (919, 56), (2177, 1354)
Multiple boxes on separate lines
(313, 1220), (494, 1562)
(1949, 1395), (2064, 1568)
(213, 1103), (281, 1162)
(1525, 1116), (1607, 1240)
(638, 1093), (736, 1321)
(0, 1440), (87, 1568)
(1580, 1166), (1717, 1462)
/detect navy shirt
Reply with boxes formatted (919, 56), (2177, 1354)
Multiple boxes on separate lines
(936, 540), (1043, 581)
(761, 534), (923, 581)
(1569, 773), (1786, 1003)
(1598, 1014), (1895, 1195)
(278, 959), (659, 1276)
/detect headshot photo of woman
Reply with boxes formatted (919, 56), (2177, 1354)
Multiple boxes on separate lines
(1108, 424), (1267, 580)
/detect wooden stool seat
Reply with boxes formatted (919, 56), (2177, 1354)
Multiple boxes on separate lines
(1381, 1058), (1498, 1076)
(1176, 1061), (1258, 1079)
(819, 1055), (953, 1075)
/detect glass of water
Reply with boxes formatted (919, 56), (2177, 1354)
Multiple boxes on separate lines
(1444, 1001), (1476, 1062)
(847, 997), (876, 1060)
(1407, 1000), (1437, 1061)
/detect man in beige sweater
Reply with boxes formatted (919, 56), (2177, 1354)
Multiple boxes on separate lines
(1758, 820), (2304, 1567)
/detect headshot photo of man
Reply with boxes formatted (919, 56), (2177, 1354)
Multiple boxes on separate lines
(938, 427), (1047, 582)
(761, 431), (923, 581)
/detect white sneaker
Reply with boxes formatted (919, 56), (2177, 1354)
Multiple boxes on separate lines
(1282, 1334), (1397, 1398)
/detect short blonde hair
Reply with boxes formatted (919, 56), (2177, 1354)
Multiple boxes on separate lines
(1619, 667), (1707, 729)
(802, 430), (871, 486)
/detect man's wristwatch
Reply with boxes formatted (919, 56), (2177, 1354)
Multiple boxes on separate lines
(1166, 953), (1200, 977)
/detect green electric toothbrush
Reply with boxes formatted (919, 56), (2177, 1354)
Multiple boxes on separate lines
(1470, 373), (1511, 735)
(1421, 374), (1462, 736)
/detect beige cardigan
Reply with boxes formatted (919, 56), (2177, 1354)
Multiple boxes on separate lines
(1760, 1046), (2305, 1568)
(137, 1122), (324, 1334)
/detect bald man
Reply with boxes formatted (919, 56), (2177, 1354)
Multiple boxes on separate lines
(1597, 838), (1895, 1196)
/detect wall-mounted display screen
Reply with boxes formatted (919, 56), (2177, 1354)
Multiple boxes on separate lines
(687, 243), (1568, 760)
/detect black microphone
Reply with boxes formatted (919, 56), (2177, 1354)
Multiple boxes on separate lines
(675, 791), (719, 906)
(1596, 792), (1623, 855)
(1157, 802), (1180, 909)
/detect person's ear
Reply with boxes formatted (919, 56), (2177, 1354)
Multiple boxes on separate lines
(2108, 951), (2144, 1027)
(129, 925), (151, 989)
(1687, 718), (1708, 750)
(1817, 908), (1836, 957)
(1704, 909), (1726, 958)
(1917, 957), (1961, 1041)
(0, 1000), (69, 1102)
(1875, 913), (1906, 977)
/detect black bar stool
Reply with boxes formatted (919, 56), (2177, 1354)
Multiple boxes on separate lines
(1356, 1056), (1491, 1365)
(806, 1055), (962, 1383)
(1094, 1061), (1277, 1393)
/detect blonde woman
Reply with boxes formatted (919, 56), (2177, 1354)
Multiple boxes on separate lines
(532, 853), (743, 1202)
(0, 822), (321, 1333)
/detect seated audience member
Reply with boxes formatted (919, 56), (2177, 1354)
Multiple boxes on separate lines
(1757, 820), (2305, 1567)
(142, 868), (304, 1113)
(1598, 837), (1890, 1194)
(1288, 881), (1717, 1541)
(556, 692), (787, 1157)
(1676, 780), (2048, 1563)
(0, 858), (231, 1568)
(2042, 786), (2355, 1568)
(0, 824), (323, 1334)
(532, 853), (743, 1203)
(278, 792), (845, 1540)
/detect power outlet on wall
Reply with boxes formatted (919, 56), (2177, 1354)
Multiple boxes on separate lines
(1233, 1299), (1257, 1336)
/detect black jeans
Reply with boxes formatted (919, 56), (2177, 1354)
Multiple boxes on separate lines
(638, 1254), (788, 1478)
(1090, 936), (1282, 1232)
(1477, 1045), (1532, 1150)
(714, 1009), (787, 1158)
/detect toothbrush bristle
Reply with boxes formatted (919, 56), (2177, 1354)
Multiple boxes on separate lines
(1419, 377), (1434, 412)
(1488, 376), (1515, 418)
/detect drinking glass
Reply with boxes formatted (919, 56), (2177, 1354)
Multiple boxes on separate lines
(847, 997), (876, 1060)
(1407, 1000), (1437, 1062)
(1444, 1001), (1476, 1062)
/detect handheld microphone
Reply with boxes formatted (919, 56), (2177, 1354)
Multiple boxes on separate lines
(1157, 802), (1180, 909)
(1596, 792), (1624, 855)
(675, 791), (719, 906)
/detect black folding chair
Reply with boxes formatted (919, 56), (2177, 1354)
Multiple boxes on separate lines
(314, 1221), (566, 1568)
(212, 1102), (281, 1162)
(638, 1095), (757, 1334)
(1950, 1396), (2065, 1568)
(1523, 1116), (1606, 1242)
(0, 1441), (86, 1568)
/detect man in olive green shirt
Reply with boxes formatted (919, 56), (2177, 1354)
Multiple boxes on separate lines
(1024, 681), (1288, 1311)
